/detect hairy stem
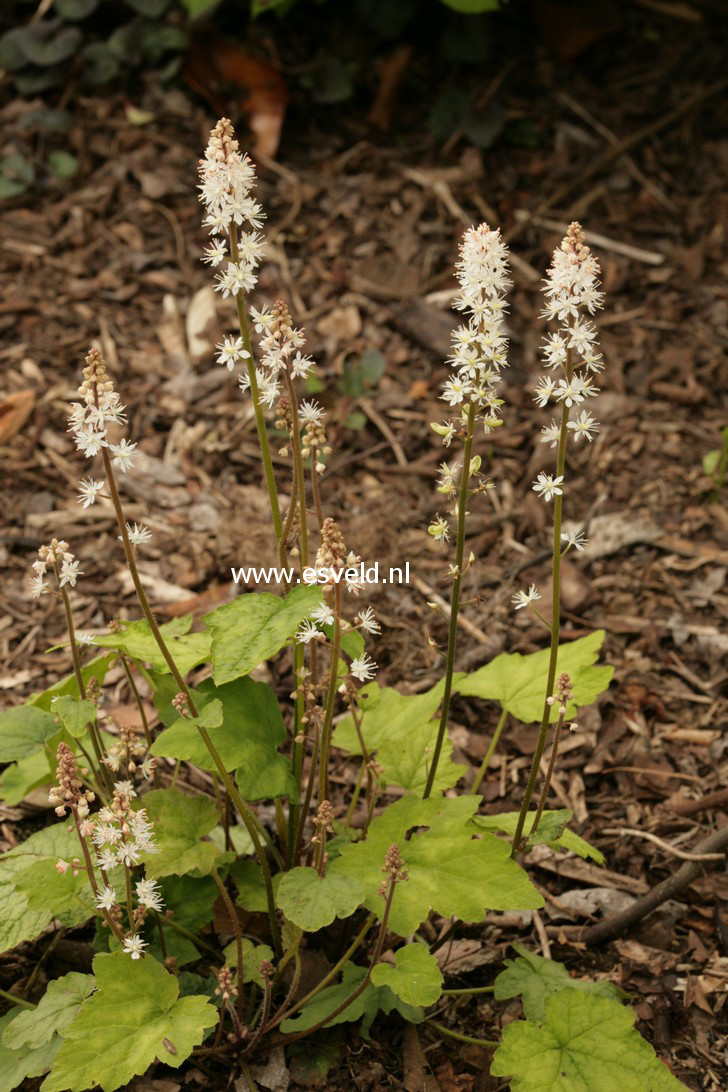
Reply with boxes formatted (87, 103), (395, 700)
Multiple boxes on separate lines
(510, 398), (570, 856)
(229, 228), (282, 544)
(531, 707), (566, 834)
(100, 446), (281, 956)
(424, 400), (476, 799)
(469, 707), (508, 796)
(212, 868), (244, 1023)
(318, 583), (342, 807)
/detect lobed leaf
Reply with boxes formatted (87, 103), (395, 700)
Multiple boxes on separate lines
(42, 953), (217, 1092)
(472, 810), (604, 863)
(0, 705), (58, 762)
(280, 962), (423, 1039)
(3, 973), (94, 1049)
(276, 867), (364, 932)
(0, 1011), (59, 1090)
(93, 615), (210, 677)
(50, 696), (97, 739)
(490, 989), (686, 1090)
(329, 796), (542, 937)
(494, 944), (620, 1020)
(223, 938), (275, 988)
(142, 788), (221, 878)
(204, 585), (321, 685)
(371, 943), (443, 1007)
(456, 630), (613, 724)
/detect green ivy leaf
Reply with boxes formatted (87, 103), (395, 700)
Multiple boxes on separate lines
(494, 945), (620, 1020)
(456, 631), (613, 724)
(223, 938), (275, 988)
(42, 953), (217, 1092)
(93, 616), (210, 677)
(3, 973), (94, 1049)
(0, 154), (35, 198)
(204, 585), (321, 685)
(50, 696), (96, 739)
(472, 810), (603, 863)
(0, 705), (58, 761)
(0, 1011), (59, 1089)
(277, 867), (364, 932)
(142, 788), (221, 878)
(16, 24), (82, 67)
(490, 989), (685, 1091)
(280, 962), (423, 1038)
(0, 822), (88, 954)
(371, 943), (443, 1007)
(330, 796), (542, 936)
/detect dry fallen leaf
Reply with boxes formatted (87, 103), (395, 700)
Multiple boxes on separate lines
(0, 389), (35, 444)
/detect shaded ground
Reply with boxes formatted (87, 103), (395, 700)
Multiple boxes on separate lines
(1, 1), (727, 1088)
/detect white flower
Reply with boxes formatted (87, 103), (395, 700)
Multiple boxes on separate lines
(350, 654), (377, 682)
(250, 305), (274, 332)
(76, 632), (96, 645)
(202, 239), (227, 266)
(110, 439), (137, 473)
(299, 400), (324, 426)
(122, 935), (147, 959)
(55, 859), (70, 874)
(96, 886), (117, 911)
(135, 878), (164, 912)
(77, 478), (105, 508)
(290, 352), (313, 380)
(295, 620), (322, 645)
(534, 378), (557, 407)
(98, 848), (117, 871)
(512, 584), (541, 610)
(122, 522), (152, 547)
(216, 335), (249, 370)
(540, 421), (561, 448)
(115, 780), (137, 799)
(59, 559), (82, 587)
(30, 574), (48, 599)
(117, 842), (141, 868)
(567, 409), (599, 442)
(561, 529), (588, 551)
(76, 429), (106, 458)
(428, 515), (450, 543)
(532, 473), (564, 502)
(310, 603), (334, 626)
(357, 607), (380, 634)
(442, 377), (470, 406)
(140, 756), (156, 780)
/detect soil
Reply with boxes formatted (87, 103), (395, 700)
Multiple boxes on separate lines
(1, 1), (727, 1089)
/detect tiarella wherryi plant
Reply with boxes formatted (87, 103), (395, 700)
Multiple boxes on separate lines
(0, 121), (685, 1092)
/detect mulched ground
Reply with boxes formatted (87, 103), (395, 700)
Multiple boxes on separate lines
(1, 1), (727, 1088)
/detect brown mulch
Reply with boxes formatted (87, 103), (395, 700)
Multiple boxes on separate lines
(1, 2), (727, 1089)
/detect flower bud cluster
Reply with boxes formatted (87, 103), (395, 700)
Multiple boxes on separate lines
(295, 518), (378, 684)
(546, 672), (574, 717)
(102, 724), (155, 780)
(67, 349), (135, 473)
(239, 299), (314, 410)
(30, 539), (83, 599)
(49, 742), (95, 817)
(378, 843), (408, 897)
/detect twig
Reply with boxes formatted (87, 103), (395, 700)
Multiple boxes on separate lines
(601, 827), (725, 862)
(582, 824), (728, 947)
(505, 77), (728, 245)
